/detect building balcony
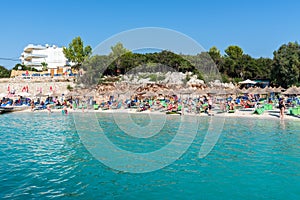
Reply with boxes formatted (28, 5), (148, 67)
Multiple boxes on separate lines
(24, 54), (48, 61)
(23, 61), (42, 66)
(24, 44), (47, 53)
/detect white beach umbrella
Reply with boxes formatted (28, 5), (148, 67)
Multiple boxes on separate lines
(0, 93), (7, 98)
(239, 79), (257, 84)
(34, 93), (48, 98)
(16, 92), (32, 97)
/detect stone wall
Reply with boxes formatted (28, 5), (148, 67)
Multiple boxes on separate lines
(0, 78), (75, 96)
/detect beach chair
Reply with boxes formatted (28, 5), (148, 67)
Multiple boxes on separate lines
(263, 104), (273, 110)
(94, 104), (99, 110)
(111, 102), (122, 109)
(72, 102), (77, 110)
(289, 107), (299, 115)
(253, 107), (265, 115)
(177, 104), (182, 111)
(228, 109), (235, 113)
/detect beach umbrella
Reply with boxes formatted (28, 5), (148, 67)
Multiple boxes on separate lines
(239, 79), (257, 84)
(166, 89), (175, 96)
(0, 93), (7, 98)
(65, 91), (80, 98)
(143, 91), (156, 97)
(283, 86), (300, 95)
(16, 92), (32, 97)
(157, 89), (168, 95)
(85, 90), (97, 97)
(274, 86), (285, 93)
(250, 88), (264, 95)
(97, 91), (106, 95)
(229, 88), (243, 94)
(256, 88), (264, 94)
(104, 91), (115, 97)
(241, 88), (249, 94)
(214, 88), (230, 95)
(34, 93), (48, 98)
(246, 87), (257, 94)
(46, 91), (61, 97)
(114, 89), (126, 95)
(206, 88), (218, 94)
(264, 86), (275, 94)
(179, 88), (193, 95)
(193, 89), (207, 95)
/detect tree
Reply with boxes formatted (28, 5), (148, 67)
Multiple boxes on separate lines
(63, 36), (92, 70)
(0, 65), (11, 78)
(81, 55), (112, 85)
(109, 42), (130, 74)
(271, 42), (300, 87)
(41, 62), (48, 71)
(13, 63), (26, 70)
(254, 57), (272, 79)
(223, 45), (244, 79)
(208, 46), (224, 78)
(224, 45), (243, 60)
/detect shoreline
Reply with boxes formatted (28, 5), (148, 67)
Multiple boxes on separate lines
(13, 107), (300, 121)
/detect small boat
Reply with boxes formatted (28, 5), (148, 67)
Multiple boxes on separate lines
(166, 111), (182, 115)
(0, 107), (14, 114)
(0, 106), (29, 114)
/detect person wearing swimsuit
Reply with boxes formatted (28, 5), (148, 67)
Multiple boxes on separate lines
(279, 99), (286, 119)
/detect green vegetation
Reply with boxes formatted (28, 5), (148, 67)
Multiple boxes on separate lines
(67, 84), (73, 91)
(41, 62), (48, 71)
(0, 65), (11, 78)
(149, 74), (163, 82)
(271, 42), (300, 88)
(1, 38), (299, 88)
(63, 36), (92, 70)
(63, 38), (300, 88)
(12, 64), (38, 72)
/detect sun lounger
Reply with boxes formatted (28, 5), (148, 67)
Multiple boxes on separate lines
(94, 104), (99, 110)
(263, 104), (273, 110)
(289, 107), (299, 115)
(111, 102), (122, 109)
(253, 107), (265, 115)
(228, 109), (235, 113)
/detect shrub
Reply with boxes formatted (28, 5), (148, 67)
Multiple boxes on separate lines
(67, 84), (73, 91)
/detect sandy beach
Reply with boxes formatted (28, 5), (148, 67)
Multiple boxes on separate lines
(15, 106), (300, 122)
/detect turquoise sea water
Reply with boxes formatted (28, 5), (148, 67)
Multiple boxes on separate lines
(0, 112), (300, 199)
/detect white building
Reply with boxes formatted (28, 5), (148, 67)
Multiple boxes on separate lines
(20, 44), (71, 74)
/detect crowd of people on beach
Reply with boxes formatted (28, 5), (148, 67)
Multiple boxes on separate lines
(1, 89), (300, 119)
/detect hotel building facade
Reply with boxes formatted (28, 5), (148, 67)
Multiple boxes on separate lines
(20, 44), (72, 76)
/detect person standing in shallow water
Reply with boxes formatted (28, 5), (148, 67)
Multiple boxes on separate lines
(279, 98), (286, 119)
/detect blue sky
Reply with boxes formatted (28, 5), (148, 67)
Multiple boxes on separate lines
(1, 0), (300, 68)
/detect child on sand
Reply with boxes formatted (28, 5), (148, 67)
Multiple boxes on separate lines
(46, 104), (52, 114)
(63, 106), (68, 115)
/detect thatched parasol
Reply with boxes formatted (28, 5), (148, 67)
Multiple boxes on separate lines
(193, 89), (207, 95)
(214, 88), (230, 95)
(264, 87), (275, 94)
(166, 89), (175, 96)
(282, 86), (300, 95)
(142, 91), (156, 97)
(274, 86), (285, 93)
(229, 88), (243, 94)
(179, 88), (193, 95)
(66, 91), (80, 97)
(84, 90), (97, 97)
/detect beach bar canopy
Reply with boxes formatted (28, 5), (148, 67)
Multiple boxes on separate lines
(239, 79), (257, 84)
